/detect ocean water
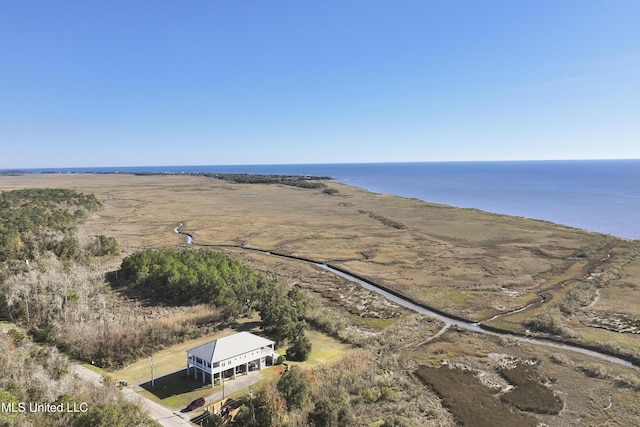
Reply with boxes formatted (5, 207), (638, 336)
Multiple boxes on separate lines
(18, 160), (640, 239)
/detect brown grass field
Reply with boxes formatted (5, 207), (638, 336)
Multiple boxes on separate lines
(0, 173), (607, 303)
(2, 173), (640, 425)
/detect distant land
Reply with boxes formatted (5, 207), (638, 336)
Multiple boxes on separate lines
(3, 159), (639, 239)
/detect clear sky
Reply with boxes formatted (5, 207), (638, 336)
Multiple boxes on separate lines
(1, 1), (639, 168)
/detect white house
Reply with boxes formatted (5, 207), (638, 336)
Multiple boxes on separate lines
(186, 332), (276, 387)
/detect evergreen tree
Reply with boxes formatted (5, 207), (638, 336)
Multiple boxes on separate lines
(308, 398), (353, 427)
(276, 366), (310, 410)
(286, 322), (312, 362)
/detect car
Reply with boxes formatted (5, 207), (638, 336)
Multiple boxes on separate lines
(187, 397), (206, 411)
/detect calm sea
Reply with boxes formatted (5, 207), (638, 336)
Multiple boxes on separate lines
(19, 160), (640, 239)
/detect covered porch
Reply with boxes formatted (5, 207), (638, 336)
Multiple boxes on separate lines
(186, 352), (276, 387)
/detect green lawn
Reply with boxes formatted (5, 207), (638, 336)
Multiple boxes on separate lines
(290, 329), (351, 366)
(113, 322), (351, 410)
(138, 370), (216, 409)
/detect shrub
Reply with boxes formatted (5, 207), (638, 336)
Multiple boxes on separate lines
(379, 385), (397, 402)
(308, 398), (353, 427)
(615, 374), (640, 391)
(524, 307), (577, 337)
(361, 388), (377, 403)
(557, 282), (596, 315)
(277, 367), (310, 410)
(550, 353), (572, 365)
(88, 235), (120, 256)
(380, 416), (414, 427)
(580, 363), (609, 379)
(286, 330), (312, 362)
(7, 329), (25, 347)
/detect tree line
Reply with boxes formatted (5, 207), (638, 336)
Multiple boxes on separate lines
(0, 188), (118, 323)
(119, 248), (312, 361)
(0, 188), (159, 425)
(0, 188), (109, 274)
(131, 171), (334, 190)
(203, 173), (332, 190)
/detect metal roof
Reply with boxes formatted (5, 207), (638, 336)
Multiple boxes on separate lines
(186, 332), (274, 362)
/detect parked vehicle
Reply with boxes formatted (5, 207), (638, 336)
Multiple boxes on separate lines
(187, 397), (206, 411)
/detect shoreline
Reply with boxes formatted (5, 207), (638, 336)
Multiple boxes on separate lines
(2, 166), (638, 240)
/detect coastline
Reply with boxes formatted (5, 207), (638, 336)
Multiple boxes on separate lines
(3, 160), (639, 239)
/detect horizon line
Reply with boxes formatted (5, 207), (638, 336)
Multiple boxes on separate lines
(2, 158), (640, 171)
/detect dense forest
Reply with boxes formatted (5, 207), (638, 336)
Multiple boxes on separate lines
(0, 189), (119, 324)
(202, 173), (332, 190)
(119, 248), (312, 360)
(0, 188), (158, 426)
(0, 188), (104, 271)
(131, 171), (334, 190)
(120, 249), (259, 310)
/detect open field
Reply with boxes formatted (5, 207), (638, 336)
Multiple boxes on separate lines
(2, 173), (640, 425)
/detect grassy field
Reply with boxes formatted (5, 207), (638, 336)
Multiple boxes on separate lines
(114, 332), (227, 386)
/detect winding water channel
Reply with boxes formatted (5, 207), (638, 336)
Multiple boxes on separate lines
(174, 224), (635, 368)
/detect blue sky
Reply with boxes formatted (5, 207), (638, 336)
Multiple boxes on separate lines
(1, 1), (639, 168)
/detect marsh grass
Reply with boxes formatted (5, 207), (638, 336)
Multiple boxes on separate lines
(415, 365), (539, 427)
(499, 362), (563, 414)
(1, 173), (607, 325)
